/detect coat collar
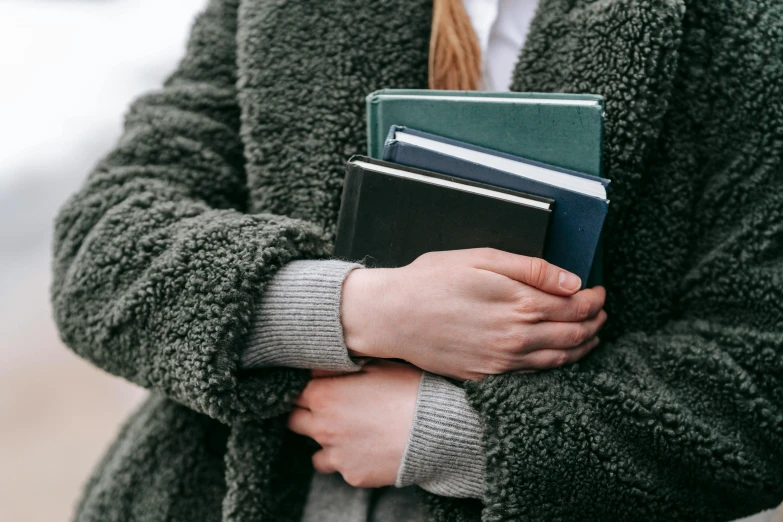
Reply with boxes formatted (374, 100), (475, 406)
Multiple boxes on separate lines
(235, 0), (685, 233)
(235, 0), (432, 232)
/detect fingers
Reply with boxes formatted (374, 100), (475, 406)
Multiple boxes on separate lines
(312, 449), (338, 475)
(296, 372), (341, 409)
(522, 286), (606, 323)
(471, 249), (582, 296)
(516, 336), (600, 370)
(287, 407), (315, 437)
(293, 380), (315, 409)
(524, 310), (608, 351)
(295, 367), (371, 411)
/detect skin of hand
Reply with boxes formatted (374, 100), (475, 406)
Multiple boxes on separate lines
(287, 361), (422, 488)
(341, 248), (607, 380)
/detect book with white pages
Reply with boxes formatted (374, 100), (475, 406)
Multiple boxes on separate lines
(382, 126), (610, 287)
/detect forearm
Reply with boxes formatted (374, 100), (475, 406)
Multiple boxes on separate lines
(397, 373), (486, 499)
(242, 259), (364, 371)
(245, 260), (486, 498)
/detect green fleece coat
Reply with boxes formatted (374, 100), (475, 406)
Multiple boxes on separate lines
(51, 0), (783, 520)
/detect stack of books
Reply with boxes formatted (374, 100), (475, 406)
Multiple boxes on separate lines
(335, 90), (610, 288)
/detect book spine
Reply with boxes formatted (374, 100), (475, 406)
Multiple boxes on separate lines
(366, 93), (382, 158)
(586, 235), (604, 288)
(596, 103), (605, 177)
(333, 164), (364, 260)
(381, 140), (400, 162)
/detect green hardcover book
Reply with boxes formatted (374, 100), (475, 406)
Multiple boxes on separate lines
(365, 89), (606, 285)
(366, 89), (604, 177)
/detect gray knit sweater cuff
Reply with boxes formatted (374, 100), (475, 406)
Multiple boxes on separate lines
(241, 259), (364, 371)
(396, 373), (486, 499)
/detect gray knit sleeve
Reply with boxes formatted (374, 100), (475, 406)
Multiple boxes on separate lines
(396, 373), (486, 499)
(241, 259), (364, 371)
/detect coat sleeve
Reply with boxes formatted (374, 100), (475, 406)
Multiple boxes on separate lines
(467, 152), (783, 519)
(51, 0), (327, 424)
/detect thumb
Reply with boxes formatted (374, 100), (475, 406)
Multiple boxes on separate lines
(472, 249), (582, 296)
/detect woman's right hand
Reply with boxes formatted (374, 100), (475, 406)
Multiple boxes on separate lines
(341, 248), (607, 380)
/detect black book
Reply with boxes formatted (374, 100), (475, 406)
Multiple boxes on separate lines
(334, 156), (553, 268)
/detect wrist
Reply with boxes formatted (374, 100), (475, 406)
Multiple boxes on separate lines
(341, 268), (398, 359)
(396, 373), (485, 498)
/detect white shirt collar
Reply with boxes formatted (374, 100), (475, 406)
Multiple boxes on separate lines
(462, 0), (540, 91)
(461, 0), (500, 59)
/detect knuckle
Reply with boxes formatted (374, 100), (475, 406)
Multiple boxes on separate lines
(575, 298), (592, 321)
(303, 387), (322, 409)
(486, 358), (513, 375)
(594, 287), (607, 306)
(527, 257), (546, 286)
(494, 325), (526, 353)
(552, 351), (569, 368)
(513, 292), (536, 313)
(520, 310), (544, 324)
(568, 324), (588, 346)
(307, 383), (332, 411)
(464, 371), (486, 381)
(474, 247), (503, 267)
(512, 325), (534, 351)
(298, 383), (316, 405)
(517, 298), (545, 323)
(414, 251), (438, 265)
(528, 257), (554, 288)
(484, 326), (535, 373)
(312, 453), (333, 474)
(342, 471), (370, 489)
(314, 422), (338, 444)
(478, 345), (514, 374)
(478, 247), (501, 259)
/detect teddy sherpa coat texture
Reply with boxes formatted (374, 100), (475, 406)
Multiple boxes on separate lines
(51, 0), (783, 520)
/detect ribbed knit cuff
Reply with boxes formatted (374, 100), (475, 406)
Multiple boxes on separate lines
(396, 373), (486, 499)
(240, 259), (364, 371)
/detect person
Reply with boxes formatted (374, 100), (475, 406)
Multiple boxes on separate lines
(51, 0), (783, 520)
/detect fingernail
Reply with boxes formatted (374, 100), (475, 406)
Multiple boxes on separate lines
(559, 271), (581, 292)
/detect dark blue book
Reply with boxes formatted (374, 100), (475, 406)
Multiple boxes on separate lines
(382, 126), (609, 287)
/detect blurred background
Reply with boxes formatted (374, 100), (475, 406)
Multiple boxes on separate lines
(0, 0), (204, 520)
(0, 1), (779, 521)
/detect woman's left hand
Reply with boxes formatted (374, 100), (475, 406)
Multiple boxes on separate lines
(287, 361), (422, 488)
